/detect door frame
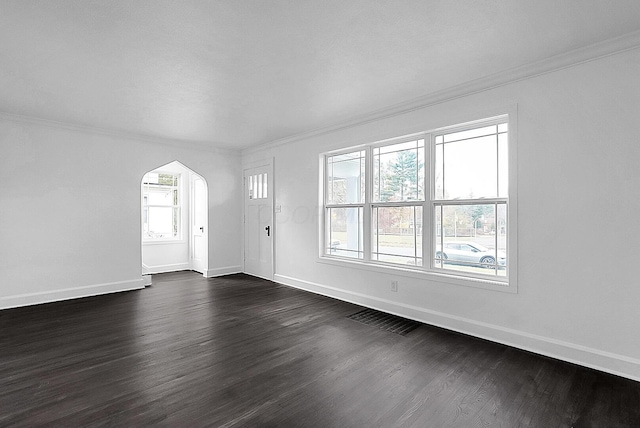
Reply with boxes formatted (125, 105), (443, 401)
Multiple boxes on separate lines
(242, 157), (275, 280)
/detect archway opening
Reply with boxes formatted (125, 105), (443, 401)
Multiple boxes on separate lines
(141, 161), (208, 277)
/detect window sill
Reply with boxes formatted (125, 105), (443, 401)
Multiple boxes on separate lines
(317, 255), (516, 293)
(142, 239), (187, 246)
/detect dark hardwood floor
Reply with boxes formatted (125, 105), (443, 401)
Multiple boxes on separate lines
(1, 271), (639, 427)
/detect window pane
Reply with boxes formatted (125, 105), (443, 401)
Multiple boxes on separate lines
(373, 206), (422, 266)
(434, 205), (443, 267)
(144, 172), (179, 207)
(433, 203), (506, 276)
(373, 139), (424, 202)
(173, 207), (180, 237)
(263, 173), (268, 199)
(252, 175), (258, 199)
(326, 207), (363, 259)
(144, 173), (178, 186)
(376, 139), (421, 155)
(440, 134), (497, 199)
(498, 133), (508, 198)
(147, 206), (174, 238)
(327, 151), (365, 204)
(143, 172), (180, 240)
(443, 125), (496, 143)
(145, 186), (174, 206)
(497, 203), (507, 277)
(144, 172), (158, 184)
(435, 142), (443, 200)
(143, 207), (149, 235)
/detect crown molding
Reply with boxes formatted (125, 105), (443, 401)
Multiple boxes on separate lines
(0, 111), (241, 156)
(243, 29), (640, 156)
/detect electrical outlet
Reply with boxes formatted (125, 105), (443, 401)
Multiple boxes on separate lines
(391, 280), (398, 292)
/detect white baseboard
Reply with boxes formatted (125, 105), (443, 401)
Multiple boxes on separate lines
(0, 279), (145, 310)
(142, 262), (190, 274)
(274, 274), (640, 383)
(142, 275), (152, 286)
(205, 265), (242, 278)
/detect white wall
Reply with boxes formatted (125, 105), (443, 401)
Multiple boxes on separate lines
(243, 47), (640, 380)
(0, 119), (242, 308)
(142, 161), (191, 274)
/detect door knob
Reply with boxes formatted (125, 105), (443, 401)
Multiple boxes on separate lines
(265, 225), (270, 236)
(199, 226), (204, 232)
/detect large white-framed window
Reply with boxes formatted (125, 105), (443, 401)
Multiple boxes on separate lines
(142, 172), (181, 240)
(320, 115), (515, 290)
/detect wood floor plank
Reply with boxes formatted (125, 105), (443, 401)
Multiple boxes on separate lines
(1, 271), (639, 427)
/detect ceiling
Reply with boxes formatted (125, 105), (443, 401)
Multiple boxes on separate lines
(2, 1), (640, 150)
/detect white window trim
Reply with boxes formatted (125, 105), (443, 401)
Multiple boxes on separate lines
(318, 113), (518, 293)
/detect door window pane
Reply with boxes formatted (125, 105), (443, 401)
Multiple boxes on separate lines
(248, 174), (268, 199)
(263, 173), (268, 198)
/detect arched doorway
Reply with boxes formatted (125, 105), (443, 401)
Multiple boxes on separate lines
(141, 161), (208, 276)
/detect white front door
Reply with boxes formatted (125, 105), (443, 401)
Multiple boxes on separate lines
(190, 175), (208, 274)
(244, 163), (273, 280)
